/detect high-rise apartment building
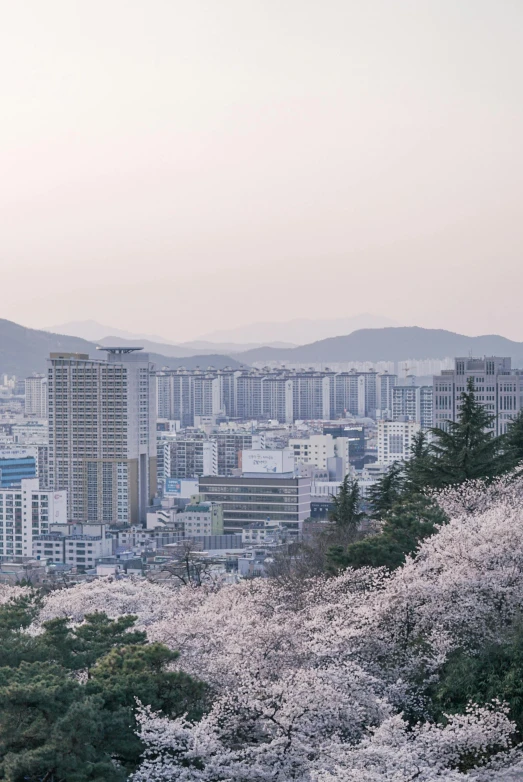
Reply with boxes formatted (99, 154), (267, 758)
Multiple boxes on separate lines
(433, 357), (522, 435)
(212, 431), (265, 476)
(377, 420), (421, 464)
(24, 375), (48, 418)
(392, 385), (433, 429)
(48, 348), (157, 525)
(169, 438), (218, 478)
(377, 373), (397, 417)
(261, 376), (294, 423)
(156, 367), (383, 425)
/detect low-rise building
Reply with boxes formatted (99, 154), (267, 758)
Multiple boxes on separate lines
(33, 522), (112, 568)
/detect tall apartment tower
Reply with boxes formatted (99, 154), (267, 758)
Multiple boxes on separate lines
(433, 356), (521, 435)
(47, 348), (157, 524)
(392, 385), (433, 430)
(24, 375), (48, 418)
(377, 372), (397, 418)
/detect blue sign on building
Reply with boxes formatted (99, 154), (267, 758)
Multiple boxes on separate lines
(165, 478), (182, 495)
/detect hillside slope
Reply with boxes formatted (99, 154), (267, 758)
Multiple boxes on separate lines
(0, 320), (242, 377)
(237, 327), (523, 364)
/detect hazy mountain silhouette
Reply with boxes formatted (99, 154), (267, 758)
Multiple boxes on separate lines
(0, 320), (243, 377)
(236, 327), (523, 365)
(198, 313), (400, 344)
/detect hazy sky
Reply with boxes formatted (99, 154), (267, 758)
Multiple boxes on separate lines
(2, 0), (523, 341)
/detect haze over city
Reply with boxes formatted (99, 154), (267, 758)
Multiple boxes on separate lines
(2, 0), (523, 341)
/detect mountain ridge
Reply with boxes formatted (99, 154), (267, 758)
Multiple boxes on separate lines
(0, 320), (243, 377)
(236, 327), (523, 365)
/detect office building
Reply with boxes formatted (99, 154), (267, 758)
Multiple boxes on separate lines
(24, 375), (48, 418)
(0, 478), (67, 562)
(433, 357), (522, 435)
(377, 420), (420, 465)
(48, 348), (157, 525)
(199, 474), (311, 537)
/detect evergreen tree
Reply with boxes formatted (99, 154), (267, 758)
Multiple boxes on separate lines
(403, 430), (432, 494)
(0, 599), (208, 782)
(327, 475), (363, 545)
(367, 461), (404, 520)
(426, 377), (503, 488)
(328, 494), (446, 571)
(503, 409), (523, 472)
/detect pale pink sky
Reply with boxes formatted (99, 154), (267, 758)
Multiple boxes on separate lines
(1, 0), (522, 341)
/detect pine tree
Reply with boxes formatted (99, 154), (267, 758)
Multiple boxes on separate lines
(503, 409), (523, 472)
(327, 475), (363, 545)
(367, 461), (404, 520)
(426, 377), (503, 488)
(403, 430), (432, 494)
(331, 494), (446, 571)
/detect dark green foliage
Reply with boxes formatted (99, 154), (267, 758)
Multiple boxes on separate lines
(426, 377), (503, 488)
(330, 495), (446, 571)
(503, 409), (523, 472)
(0, 599), (208, 782)
(367, 462), (404, 520)
(403, 430), (432, 494)
(327, 475), (363, 544)
(430, 624), (523, 741)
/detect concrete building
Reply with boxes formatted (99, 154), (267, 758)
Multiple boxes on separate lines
(0, 478), (67, 562)
(261, 375), (294, 423)
(392, 385), (433, 429)
(169, 438), (218, 478)
(377, 420), (421, 465)
(0, 453), (36, 488)
(377, 372), (398, 417)
(212, 430), (265, 476)
(176, 500), (224, 537)
(33, 522), (112, 567)
(333, 371), (378, 418)
(47, 348), (157, 525)
(199, 474), (311, 537)
(289, 434), (350, 475)
(24, 375), (48, 418)
(433, 356), (522, 435)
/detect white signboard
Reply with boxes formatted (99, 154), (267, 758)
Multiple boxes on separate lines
(241, 449), (294, 474)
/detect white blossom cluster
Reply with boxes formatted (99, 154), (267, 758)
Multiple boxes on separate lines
(4, 477), (523, 780)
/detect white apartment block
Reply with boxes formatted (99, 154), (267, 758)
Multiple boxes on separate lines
(33, 522), (112, 567)
(392, 385), (433, 430)
(176, 501), (224, 537)
(24, 375), (48, 418)
(0, 478), (67, 562)
(433, 357), (522, 435)
(48, 348), (157, 525)
(289, 434), (350, 475)
(377, 420), (421, 465)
